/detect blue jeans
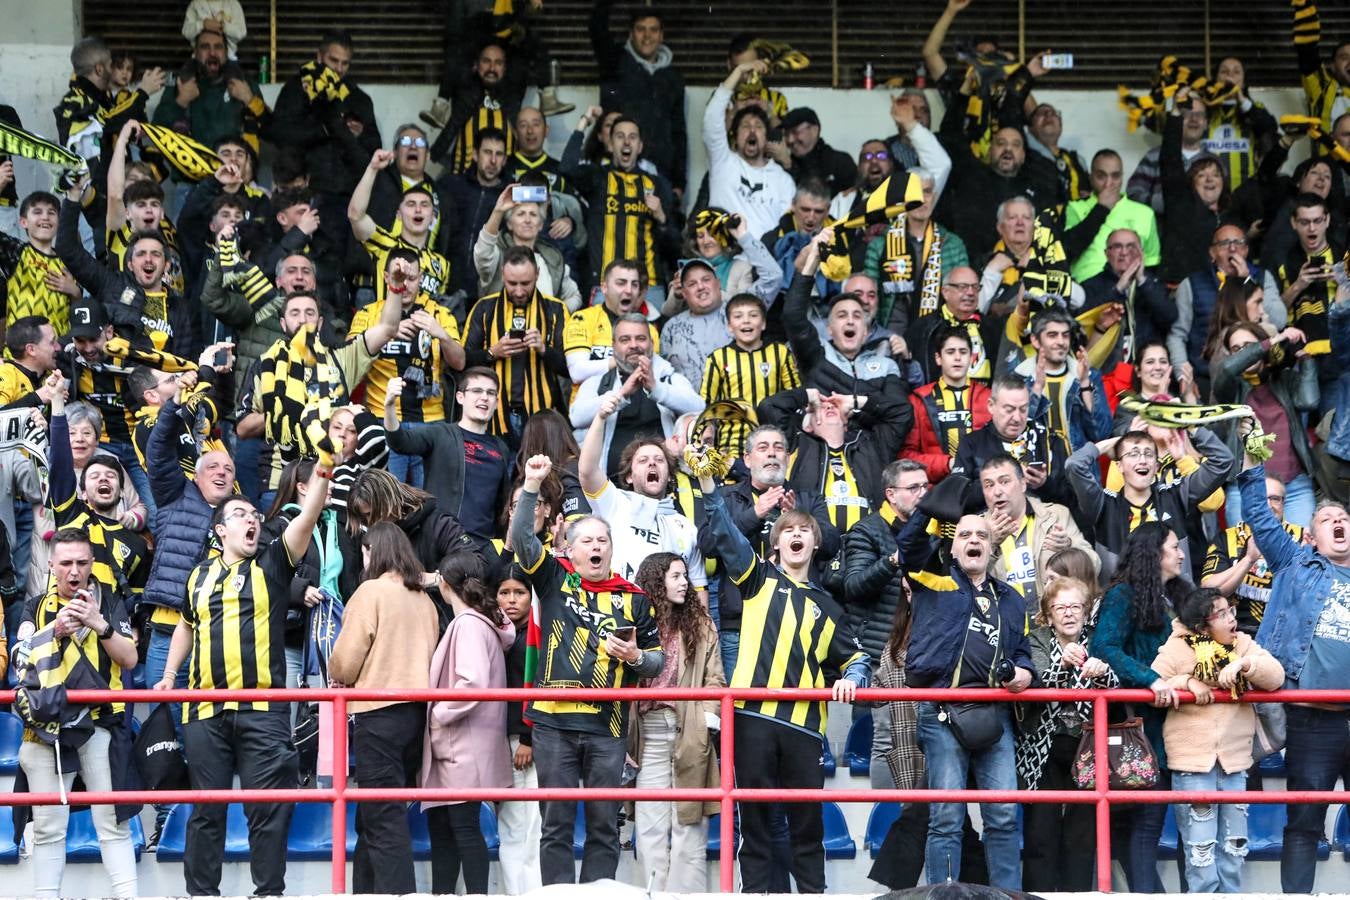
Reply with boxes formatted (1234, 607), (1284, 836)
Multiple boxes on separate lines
(915, 701), (1021, 889)
(1282, 706), (1350, 892)
(1225, 472), (1315, 530)
(1125, 767), (1170, 892)
(102, 440), (155, 529)
(1173, 766), (1248, 893)
(719, 629), (739, 678)
(386, 421), (430, 487)
(144, 626), (190, 740)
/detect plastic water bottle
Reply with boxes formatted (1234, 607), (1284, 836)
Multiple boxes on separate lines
(863, 63), (874, 91)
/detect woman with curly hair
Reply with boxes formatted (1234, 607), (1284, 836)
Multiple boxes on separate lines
(629, 552), (724, 892)
(1092, 522), (1194, 893)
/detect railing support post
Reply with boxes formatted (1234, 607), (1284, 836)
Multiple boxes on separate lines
(719, 695), (735, 892)
(1094, 695), (1113, 892)
(331, 694), (348, 894)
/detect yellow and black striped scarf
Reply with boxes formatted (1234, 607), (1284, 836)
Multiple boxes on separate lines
(472, 290), (563, 433)
(256, 326), (340, 467)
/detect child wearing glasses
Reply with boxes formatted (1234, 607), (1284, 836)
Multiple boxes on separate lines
(1150, 586), (1284, 893)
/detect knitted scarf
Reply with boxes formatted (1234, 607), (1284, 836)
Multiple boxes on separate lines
(882, 215), (945, 318)
(299, 60), (350, 103)
(1185, 634), (1249, 699)
(256, 326), (340, 468)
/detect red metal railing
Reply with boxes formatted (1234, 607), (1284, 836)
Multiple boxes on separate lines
(0, 686), (1338, 894)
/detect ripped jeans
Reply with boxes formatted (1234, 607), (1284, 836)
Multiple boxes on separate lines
(1172, 766), (1249, 893)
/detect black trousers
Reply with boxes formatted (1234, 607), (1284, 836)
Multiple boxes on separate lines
(733, 713), (827, 893)
(182, 708), (298, 896)
(427, 802), (489, 893)
(353, 703), (426, 895)
(1023, 732), (1096, 892)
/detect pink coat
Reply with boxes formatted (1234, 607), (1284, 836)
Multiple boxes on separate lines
(419, 608), (516, 810)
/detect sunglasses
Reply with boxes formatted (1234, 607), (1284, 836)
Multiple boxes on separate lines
(397, 135), (428, 149)
(862, 150), (891, 162)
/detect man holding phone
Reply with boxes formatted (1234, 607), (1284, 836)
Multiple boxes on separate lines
(1276, 192), (1345, 410)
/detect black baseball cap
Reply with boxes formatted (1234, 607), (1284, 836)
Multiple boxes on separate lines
(69, 298), (108, 339)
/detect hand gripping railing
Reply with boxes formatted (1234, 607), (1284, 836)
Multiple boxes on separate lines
(0, 686), (1339, 893)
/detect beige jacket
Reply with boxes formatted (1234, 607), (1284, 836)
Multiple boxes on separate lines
(328, 573), (441, 713)
(626, 628), (725, 825)
(1151, 619), (1285, 774)
(989, 497), (1101, 591)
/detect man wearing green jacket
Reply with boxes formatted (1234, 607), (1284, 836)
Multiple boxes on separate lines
(1066, 149), (1161, 284)
(152, 28), (269, 161)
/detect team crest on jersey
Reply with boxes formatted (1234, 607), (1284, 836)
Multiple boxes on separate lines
(418, 329), (433, 359)
(231, 573), (247, 592)
(119, 287), (137, 306)
(759, 361), (771, 376)
(809, 601), (822, 620)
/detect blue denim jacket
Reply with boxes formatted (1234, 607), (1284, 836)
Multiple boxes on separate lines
(1243, 465), (1336, 684)
(1326, 303), (1350, 461)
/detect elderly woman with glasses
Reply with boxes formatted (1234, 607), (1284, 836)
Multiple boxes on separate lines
(473, 179), (582, 310)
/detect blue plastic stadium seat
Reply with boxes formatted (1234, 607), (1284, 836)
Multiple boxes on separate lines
(155, 803), (251, 862)
(479, 802), (499, 861)
(821, 801), (856, 859)
(864, 802), (902, 858)
(573, 802), (586, 859)
(1336, 805), (1350, 858)
(1258, 751), (1287, 777)
(844, 714), (872, 777)
(63, 807), (145, 862)
(0, 820), (17, 864)
(0, 712), (22, 774)
(706, 812), (741, 860)
(1248, 803), (1329, 861)
(821, 738), (836, 777)
(287, 802), (334, 861)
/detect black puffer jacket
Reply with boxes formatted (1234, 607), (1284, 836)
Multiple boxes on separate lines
(841, 508), (908, 664)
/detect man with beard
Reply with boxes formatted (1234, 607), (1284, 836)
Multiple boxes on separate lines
(56, 175), (195, 356)
(577, 382), (707, 592)
(152, 26), (267, 156)
(571, 313), (702, 476)
(762, 181), (830, 278)
(564, 259), (658, 385)
(0, 316), (63, 409)
(831, 95), (952, 224)
(441, 128), (510, 300)
(705, 61), (796, 240)
(1012, 308), (1112, 461)
(384, 366), (512, 544)
(936, 126), (1059, 263)
(429, 40), (523, 174)
(561, 107), (679, 300)
(659, 259), (733, 390)
(866, 160), (969, 337)
(47, 381), (150, 601)
(951, 374), (1058, 503)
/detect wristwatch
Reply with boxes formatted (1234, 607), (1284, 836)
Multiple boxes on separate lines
(625, 648), (646, 668)
(98, 621), (115, 640)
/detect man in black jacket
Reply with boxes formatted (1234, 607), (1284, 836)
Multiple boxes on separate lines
(589, 0), (687, 195)
(382, 366), (511, 545)
(950, 374), (1063, 505)
(268, 30), (381, 271)
(700, 422), (840, 672)
(440, 129), (509, 301)
(841, 459), (928, 664)
(758, 386), (913, 534)
(780, 107), (856, 196)
(1079, 227), (1174, 367)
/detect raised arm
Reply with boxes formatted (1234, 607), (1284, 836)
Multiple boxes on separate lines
(282, 464), (331, 562)
(1236, 461), (1307, 575)
(105, 120), (138, 232)
(511, 455), (553, 568)
(698, 473), (756, 582)
(56, 192), (112, 298)
(360, 261), (410, 354)
(921, 0), (968, 81)
(348, 149), (393, 244)
(578, 390), (621, 496)
(1065, 436), (1113, 526)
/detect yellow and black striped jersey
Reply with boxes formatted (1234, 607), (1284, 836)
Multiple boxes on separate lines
(107, 218), (183, 294)
(465, 288), (568, 433)
(449, 103), (515, 175)
(598, 170), (663, 285)
(0, 235), (72, 335)
(1292, 0), (1350, 148)
(701, 341), (800, 456)
(799, 446), (869, 532)
(23, 584), (135, 721)
(182, 537), (298, 723)
(726, 545), (865, 735)
(518, 547), (660, 738)
(362, 225), (453, 301)
(1278, 244), (1339, 356)
(348, 294), (461, 423)
(54, 75), (144, 151)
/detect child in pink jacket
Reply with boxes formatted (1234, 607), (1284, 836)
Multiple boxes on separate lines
(1151, 586), (1284, 894)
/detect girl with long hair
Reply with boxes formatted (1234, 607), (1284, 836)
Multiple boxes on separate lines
(515, 409), (589, 517)
(346, 469), (474, 574)
(328, 523), (440, 894)
(1092, 522), (1194, 893)
(420, 552), (515, 894)
(1202, 277), (1273, 376)
(629, 552), (723, 892)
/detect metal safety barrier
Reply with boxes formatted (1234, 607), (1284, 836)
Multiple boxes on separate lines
(0, 685), (1340, 893)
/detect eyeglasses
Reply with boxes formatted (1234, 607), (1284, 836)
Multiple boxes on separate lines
(1212, 238), (1248, 249)
(397, 135), (428, 149)
(224, 508), (262, 525)
(1106, 242), (1140, 253)
(1119, 449), (1158, 461)
(861, 150), (891, 162)
(461, 386), (500, 398)
(1268, 493), (1286, 501)
(946, 282), (980, 292)
(891, 482), (928, 493)
(1207, 607), (1237, 622)
(1050, 603), (1084, 615)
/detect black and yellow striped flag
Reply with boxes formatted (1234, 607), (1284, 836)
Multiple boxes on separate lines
(139, 123), (221, 182)
(0, 120), (82, 168)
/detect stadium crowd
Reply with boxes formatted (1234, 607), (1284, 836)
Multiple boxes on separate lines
(4, 0), (1350, 895)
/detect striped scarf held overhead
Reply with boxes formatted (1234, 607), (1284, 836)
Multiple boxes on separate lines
(257, 326), (340, 468)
